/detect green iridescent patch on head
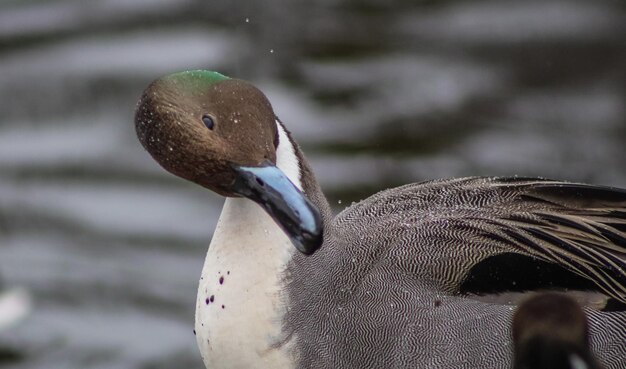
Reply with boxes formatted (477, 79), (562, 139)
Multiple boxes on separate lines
(162, 70), (230, 91)
(178, 70), (229, 83)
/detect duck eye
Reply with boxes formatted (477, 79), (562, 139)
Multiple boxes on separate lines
(202, 115), (215, 130)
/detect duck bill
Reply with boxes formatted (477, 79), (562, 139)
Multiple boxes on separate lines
(232, 163), (323, 255)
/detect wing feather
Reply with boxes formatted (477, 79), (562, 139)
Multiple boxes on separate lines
(482, 178), (626, 302)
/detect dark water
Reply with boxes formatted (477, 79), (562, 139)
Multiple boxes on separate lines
(0, 0), (624, 368)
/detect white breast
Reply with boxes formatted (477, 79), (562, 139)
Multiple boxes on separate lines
(195, 198), (296, 369)
(194, 120), (301, 369)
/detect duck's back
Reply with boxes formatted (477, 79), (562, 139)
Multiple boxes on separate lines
(283, 177), (626, 369)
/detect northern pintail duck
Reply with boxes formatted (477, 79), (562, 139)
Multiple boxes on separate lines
(513, 293), (602, 369)
(134, 70), (626, 369)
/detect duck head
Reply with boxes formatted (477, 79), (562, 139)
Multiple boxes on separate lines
(512, 293), (596, 369)
(135, 70), (323, 254)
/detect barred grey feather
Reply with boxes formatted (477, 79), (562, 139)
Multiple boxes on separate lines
(285, 177), (626, 369)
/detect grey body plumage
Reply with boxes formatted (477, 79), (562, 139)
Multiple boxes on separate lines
(134, 71), (626, 369)
(285, 177), (626, 368)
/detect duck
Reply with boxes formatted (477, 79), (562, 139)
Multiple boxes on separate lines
(512, 293), (602, 369)
(134, 70), (626, 369)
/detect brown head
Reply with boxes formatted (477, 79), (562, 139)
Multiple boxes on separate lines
(512, 293), (601, 369)
(135, 71), (278, 196)
(134, 71), (322, 254)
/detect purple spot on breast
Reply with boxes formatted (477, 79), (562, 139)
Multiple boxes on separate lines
(193, 329), (196, 335)
(205, 297), (210, 305)
(219, 276), (224, 284)
(210, 295), (215, 303)
(227, 271), (230, 275)
(221, 305), (225, 309)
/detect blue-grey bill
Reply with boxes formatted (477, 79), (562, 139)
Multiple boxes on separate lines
(232, 163), (323, 254)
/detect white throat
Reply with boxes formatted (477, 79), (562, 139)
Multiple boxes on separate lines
(195, 120), (301, 369)
(275, 120), (302, 190)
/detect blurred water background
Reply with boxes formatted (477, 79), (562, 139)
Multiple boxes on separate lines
(0, 0), (624, 368)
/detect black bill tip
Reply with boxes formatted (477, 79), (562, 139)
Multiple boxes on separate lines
(232, 163), (323, 254)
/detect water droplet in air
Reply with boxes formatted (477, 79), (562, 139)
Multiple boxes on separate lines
(337, 200), (342, 204)
(245, 17), (250, 23)
(269, 49), (274, 53)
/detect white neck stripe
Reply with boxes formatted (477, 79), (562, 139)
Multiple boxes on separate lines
(275, 120), (302, 191)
